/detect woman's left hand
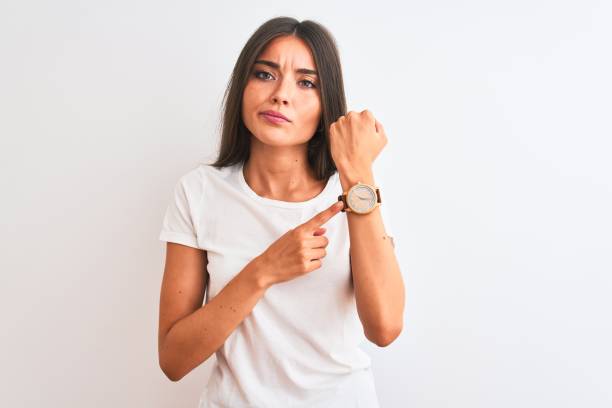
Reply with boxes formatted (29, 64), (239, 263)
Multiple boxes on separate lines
(328, 109), (387, 175)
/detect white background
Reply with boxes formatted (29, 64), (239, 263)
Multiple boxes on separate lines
(1, 1), (611, 407)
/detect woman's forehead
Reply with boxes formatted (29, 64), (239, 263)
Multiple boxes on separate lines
(257, 36), (316, 69)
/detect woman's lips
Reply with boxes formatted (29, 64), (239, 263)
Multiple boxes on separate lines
(260, 113), (290, 124)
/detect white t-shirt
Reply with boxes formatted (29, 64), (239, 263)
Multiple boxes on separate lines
(159, 161), (394, 408)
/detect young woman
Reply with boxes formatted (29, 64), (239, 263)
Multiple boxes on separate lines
(157, 16), (405, 408)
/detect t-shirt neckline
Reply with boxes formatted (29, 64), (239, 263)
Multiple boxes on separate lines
(236, 162), (337, 209)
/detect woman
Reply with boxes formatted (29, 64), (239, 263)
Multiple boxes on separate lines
(158, 16), (405, 408)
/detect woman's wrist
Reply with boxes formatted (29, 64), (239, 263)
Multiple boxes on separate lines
(245, 255), (274, 291)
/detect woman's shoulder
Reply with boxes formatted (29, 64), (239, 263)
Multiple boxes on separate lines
(175, 162), (240, 199)
(171, 162), (224, 194)
(196, 162), (238, 183)
(177, 162), (235, 181)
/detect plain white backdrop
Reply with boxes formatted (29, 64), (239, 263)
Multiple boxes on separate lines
(1, 1), (610, 407)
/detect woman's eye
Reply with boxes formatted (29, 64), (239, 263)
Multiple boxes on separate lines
(254, 70), (316, 89)
(300, 80), (316, 89)
(254, 70), (273, 80)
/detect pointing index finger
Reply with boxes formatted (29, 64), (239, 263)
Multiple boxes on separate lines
(303, 201), (344, 231)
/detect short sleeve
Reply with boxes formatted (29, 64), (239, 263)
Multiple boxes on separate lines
(158, 168), (204, 249)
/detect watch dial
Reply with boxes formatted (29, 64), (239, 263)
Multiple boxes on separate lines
(347, 185), (377, 213)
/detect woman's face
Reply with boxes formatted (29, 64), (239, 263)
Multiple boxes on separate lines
(242, 35), (322, 148)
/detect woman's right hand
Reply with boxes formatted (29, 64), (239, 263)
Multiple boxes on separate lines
(256, 201), (345, 287)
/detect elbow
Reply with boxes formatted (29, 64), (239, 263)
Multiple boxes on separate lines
(159, 352), (184, 382)
(159, 348), (214, 382)
(164, 369), (180, 383)
(159, 360), (179, 382)
(159, 333), (186, 382)
(160, 361), (183, 382)
(366, 323), (403, 347)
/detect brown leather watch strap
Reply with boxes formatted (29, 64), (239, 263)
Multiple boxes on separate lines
(337, 194), (347, 212)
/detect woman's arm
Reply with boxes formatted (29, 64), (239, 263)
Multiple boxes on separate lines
(158, 243), (269, 382)
(328, 110), (404, 346)
(340, 168), (405, 347)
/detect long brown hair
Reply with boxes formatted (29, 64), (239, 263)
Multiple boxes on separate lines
(206, 16), (347, 182)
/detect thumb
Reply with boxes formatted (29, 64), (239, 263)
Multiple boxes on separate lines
(313, 227), (326, 236)
(375, 118), (385, 135)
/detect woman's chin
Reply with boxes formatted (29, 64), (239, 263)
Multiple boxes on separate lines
(252, 132), (297, 147)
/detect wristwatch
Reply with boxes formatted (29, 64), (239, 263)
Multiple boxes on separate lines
(337, 182), (381, 214)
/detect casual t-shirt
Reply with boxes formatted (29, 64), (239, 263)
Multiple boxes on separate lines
(158, 161), (394, 408)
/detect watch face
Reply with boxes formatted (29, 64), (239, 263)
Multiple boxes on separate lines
(347, 184), (377, 213)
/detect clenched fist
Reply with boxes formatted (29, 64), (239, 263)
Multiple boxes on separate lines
(328, 109), (387, 175)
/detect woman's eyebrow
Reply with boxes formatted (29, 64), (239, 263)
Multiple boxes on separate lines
(254, 59), (318, 76)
